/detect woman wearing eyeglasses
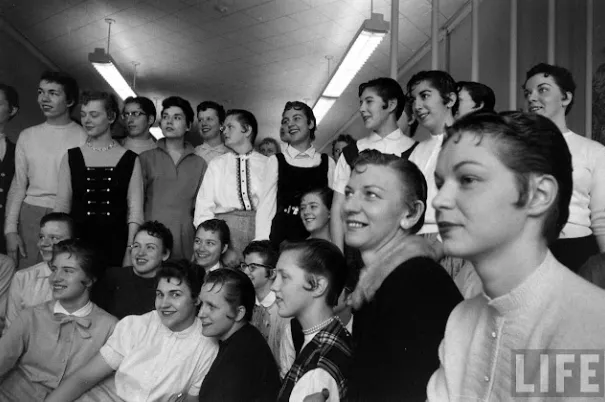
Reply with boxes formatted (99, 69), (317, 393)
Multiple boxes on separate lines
(241, 240), (291, 377)
(120, 96), (157, 154)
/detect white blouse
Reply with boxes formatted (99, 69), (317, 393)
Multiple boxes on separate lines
(560, 131), (605, 239)
(194, 151), (269, 228)
(99, 311), (218, 399)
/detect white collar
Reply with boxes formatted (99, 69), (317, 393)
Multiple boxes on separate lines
(286, 145), (316, 159)
(208, 261), (221, 272)
(53, 300), (93, 317)
(368, 128), (404, 142)
(255, 290), (277, 307)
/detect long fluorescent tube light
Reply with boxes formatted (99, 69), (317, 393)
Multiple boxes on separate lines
(313, 13), (389, 124)
(89, 48), (136, 100)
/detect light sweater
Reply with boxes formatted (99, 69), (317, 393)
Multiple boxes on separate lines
(5, 122), (86, 234)
(427, 252), (605, 401)
(560, 131), (605, 239)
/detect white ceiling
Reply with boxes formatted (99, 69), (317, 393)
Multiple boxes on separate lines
(0, 0), (467, 148)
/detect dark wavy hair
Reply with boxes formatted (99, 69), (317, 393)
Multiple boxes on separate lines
(203, 268), (256, 321)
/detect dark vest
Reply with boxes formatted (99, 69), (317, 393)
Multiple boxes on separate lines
(0, 140), (15, 253)
(269, 153), (329, 248)
(69, 148), (136, 267)
(342, 141), (419, 167)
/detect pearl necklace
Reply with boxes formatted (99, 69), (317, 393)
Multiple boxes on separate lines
(86, 139), (116, 152)
(302, 316), (336, 335)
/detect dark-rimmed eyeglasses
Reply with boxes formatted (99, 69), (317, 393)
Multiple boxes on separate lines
(239, 262), (275, 273)
(122, 111), (147, 119)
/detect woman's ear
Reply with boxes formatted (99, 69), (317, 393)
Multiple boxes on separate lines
(9, 106), (18, 119)
(234, 305), (246, 322)
(446, 92), (457, 109)
(312, 275), (329, 299)
(162, 250), (171, 262)
(399, 200), (425, 231)
(562, 91), (573, 108)
(525, 174), (558, 219)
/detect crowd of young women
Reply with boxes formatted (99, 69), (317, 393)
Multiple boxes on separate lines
(0, 60), (605, 401)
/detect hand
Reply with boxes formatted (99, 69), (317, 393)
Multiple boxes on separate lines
(303, 388), (330, 402)
(6, 232), (25, 263)
(167, 393), (185, 402)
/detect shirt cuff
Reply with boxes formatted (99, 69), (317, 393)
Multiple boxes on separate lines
(99, 345), (124, 370)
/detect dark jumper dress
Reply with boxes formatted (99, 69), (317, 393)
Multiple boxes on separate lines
(68, 148), (137, 268)
(269, 153), (329, 249)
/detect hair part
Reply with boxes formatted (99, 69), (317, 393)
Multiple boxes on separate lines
(80, 91), (120, 125)
(52, 239), (102, 283)
(524, 63), (576, 115)
(124, 96), (157, 125)
(352, 150), (428, 234)
(196, 100), (226, 124)
(359, 77), (407, 120)
(279, 239), (347, 307)
(135, 220), (174, 253)
(40, 212), (75, 238)
(226, 109), (259, 145)
(203, 268), (256, 321)
(156, 259), (205, 302)
(197, 219), (231, 249)
(444, 110), (572, 243)
(456, 81), (496, 112)
(40, 71), (80, 109)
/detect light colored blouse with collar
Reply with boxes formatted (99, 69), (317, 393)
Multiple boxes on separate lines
(193, 151), (269, 228)
(560, 130), (605, 239)
(98, 311), (218, 399)
(427, 251), (605, 401)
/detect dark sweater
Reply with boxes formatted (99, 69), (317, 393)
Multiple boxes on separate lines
(92, 266), (157, 319)
(198, 323), (281, 402)
(347, 257), (463, 401)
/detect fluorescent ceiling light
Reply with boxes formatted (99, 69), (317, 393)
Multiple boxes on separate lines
(149, 127), (164, 139)
(312, 13), (389, 125)
(313, 97), (337, 125)
(89, 48), (136, 101)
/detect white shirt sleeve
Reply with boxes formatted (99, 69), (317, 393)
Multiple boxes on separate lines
(193, 159), (219, 228)
(332, 154), (352, 195)
(254, 155), (278, 240)
(327, 156), (336, 189)
(53, 153), (72, 213)
(99, 316), (138, 370)
(289, 368), (340, 402)
(426, 340), (450, 401)
(5, 133), (29, 234)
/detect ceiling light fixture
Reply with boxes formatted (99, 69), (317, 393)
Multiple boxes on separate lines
(312, 13), (389, 125)
(89, 19), (136, 100)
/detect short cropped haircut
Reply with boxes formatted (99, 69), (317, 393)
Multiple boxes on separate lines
(359, 77), (407, 120)
(280, 239), (347, 307)
(40, 71), (79, 109)
(243, 240), (278, 269)
(52, 239), (102, 282)
(226, 109), (258, 145)
(258, 137), (281, 154)
(444, 111), (572, 243)
(162, 96), (194, 126)
(301, 187), (334, 210)
(40, 212), (75, 238)
(196, 100), (226, 124)
(282, 101), (317, 141)
(0, 84), (19, 120)
(406, 70), (457, 107)
(156, 259), (205, 302)
(204, 268), (256, 321)
(456, 81), (496, 112)
(124, 96), (157, 124)
(197, 219), (231, 249)
(135, 221), (174, 254)
(81, 91), (120, 125)
(524, 63), (576, 115)
(332, 134), (355, 153)
(353, 150), (427, 234)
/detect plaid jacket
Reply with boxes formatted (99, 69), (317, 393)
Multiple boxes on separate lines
(278, 318), (353, 402)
